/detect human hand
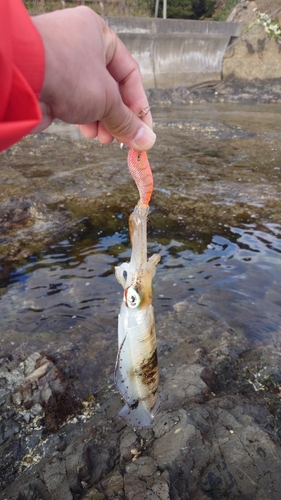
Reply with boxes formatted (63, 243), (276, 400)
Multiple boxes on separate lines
(32, 7), (156, 150)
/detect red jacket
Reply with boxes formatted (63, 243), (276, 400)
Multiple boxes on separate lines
(0, 0), (44, 152)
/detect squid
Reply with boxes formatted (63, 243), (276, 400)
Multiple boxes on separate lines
(114, 148), (161, 428)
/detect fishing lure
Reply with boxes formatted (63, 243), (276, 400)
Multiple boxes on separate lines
(127, 149), (154, 208)
(114, 146), (161, 428)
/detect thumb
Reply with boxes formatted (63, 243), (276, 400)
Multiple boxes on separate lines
(100, 88), (156, 150)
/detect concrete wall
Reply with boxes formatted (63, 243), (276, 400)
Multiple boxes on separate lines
(106, 17), (242, 89)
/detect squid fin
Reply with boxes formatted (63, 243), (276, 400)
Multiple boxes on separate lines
(118, 394), (161, 429)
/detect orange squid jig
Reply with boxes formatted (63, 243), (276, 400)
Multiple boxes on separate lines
(127, 149), (154, 208)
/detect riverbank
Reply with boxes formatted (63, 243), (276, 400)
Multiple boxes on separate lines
(108, 3), (281, 88)
(147, 78), (281, 105)
(1, 101), (281, 499)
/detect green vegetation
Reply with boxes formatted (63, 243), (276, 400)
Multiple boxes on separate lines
(24, 0), (154, 18)
(255, 11), (281, 39)
(158, 0), (215, 19)
(212, 0), (237, 21)
(25, 0), (221, 19)
(24, 1), (64, 15)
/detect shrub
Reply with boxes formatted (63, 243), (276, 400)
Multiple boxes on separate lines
(158, 0), (215, 20)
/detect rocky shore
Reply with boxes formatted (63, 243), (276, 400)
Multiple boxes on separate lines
(1, 97), (281, 499)
(1, 3), (281, 498)
(147, 77), (281, 106)
(1, 298), (281, 500)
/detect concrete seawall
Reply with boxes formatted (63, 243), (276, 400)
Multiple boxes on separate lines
(106, 17), (242, 89)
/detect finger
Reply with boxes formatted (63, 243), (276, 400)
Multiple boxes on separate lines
(99, 20), (152, 128)
(97, 65), (155, 150)
(101, 94), (156, 150)
(97, 122), (115, 144)
(76, 123), (98, 138)
(108, 49), (152, 128)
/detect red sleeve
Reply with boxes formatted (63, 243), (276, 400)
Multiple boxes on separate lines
(0, 0), (45, 152)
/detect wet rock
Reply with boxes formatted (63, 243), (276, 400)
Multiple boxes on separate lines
(1, 282), (281, 500)
(0, 195), (69, 265)
(162, 363), (210, 408)
(41, 458), (74, 500)
(98, 470), (123, 499)
(0, 350), (84, 494)
(123, 471), (147, 500)
(124, 457), (170, 500)
(147, 77), (281, 106)
(152, 409), (197, 467)
(10, 353), (67, 409)
(2, 69), (281, 499)
(120, 428), (140, 462)
(0, 197), (35, 234)
(1, 336), (281, 499)
(82, 489), (106, 500)
(1, 352), (82, 434)
(6, 353), (80, 428)
(195, 400), (281, 500)
(24, 351), (40, 376)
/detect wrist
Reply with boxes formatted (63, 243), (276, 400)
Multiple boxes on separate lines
(31, 12), (60, 105)
(12, 0), (45, 97)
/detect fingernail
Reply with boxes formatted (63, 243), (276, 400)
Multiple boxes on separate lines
(132, 124), (156, 150)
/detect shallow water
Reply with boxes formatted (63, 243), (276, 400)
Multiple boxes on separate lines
(1, 102), (281, 355)
(1, 218), (281, 347)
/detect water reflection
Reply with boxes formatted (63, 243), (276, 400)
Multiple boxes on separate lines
(0, 218), (280, 346)
(1, 102), (281, 352)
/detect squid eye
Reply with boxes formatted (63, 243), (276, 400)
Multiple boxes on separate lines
(125, 286), (141, 309)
